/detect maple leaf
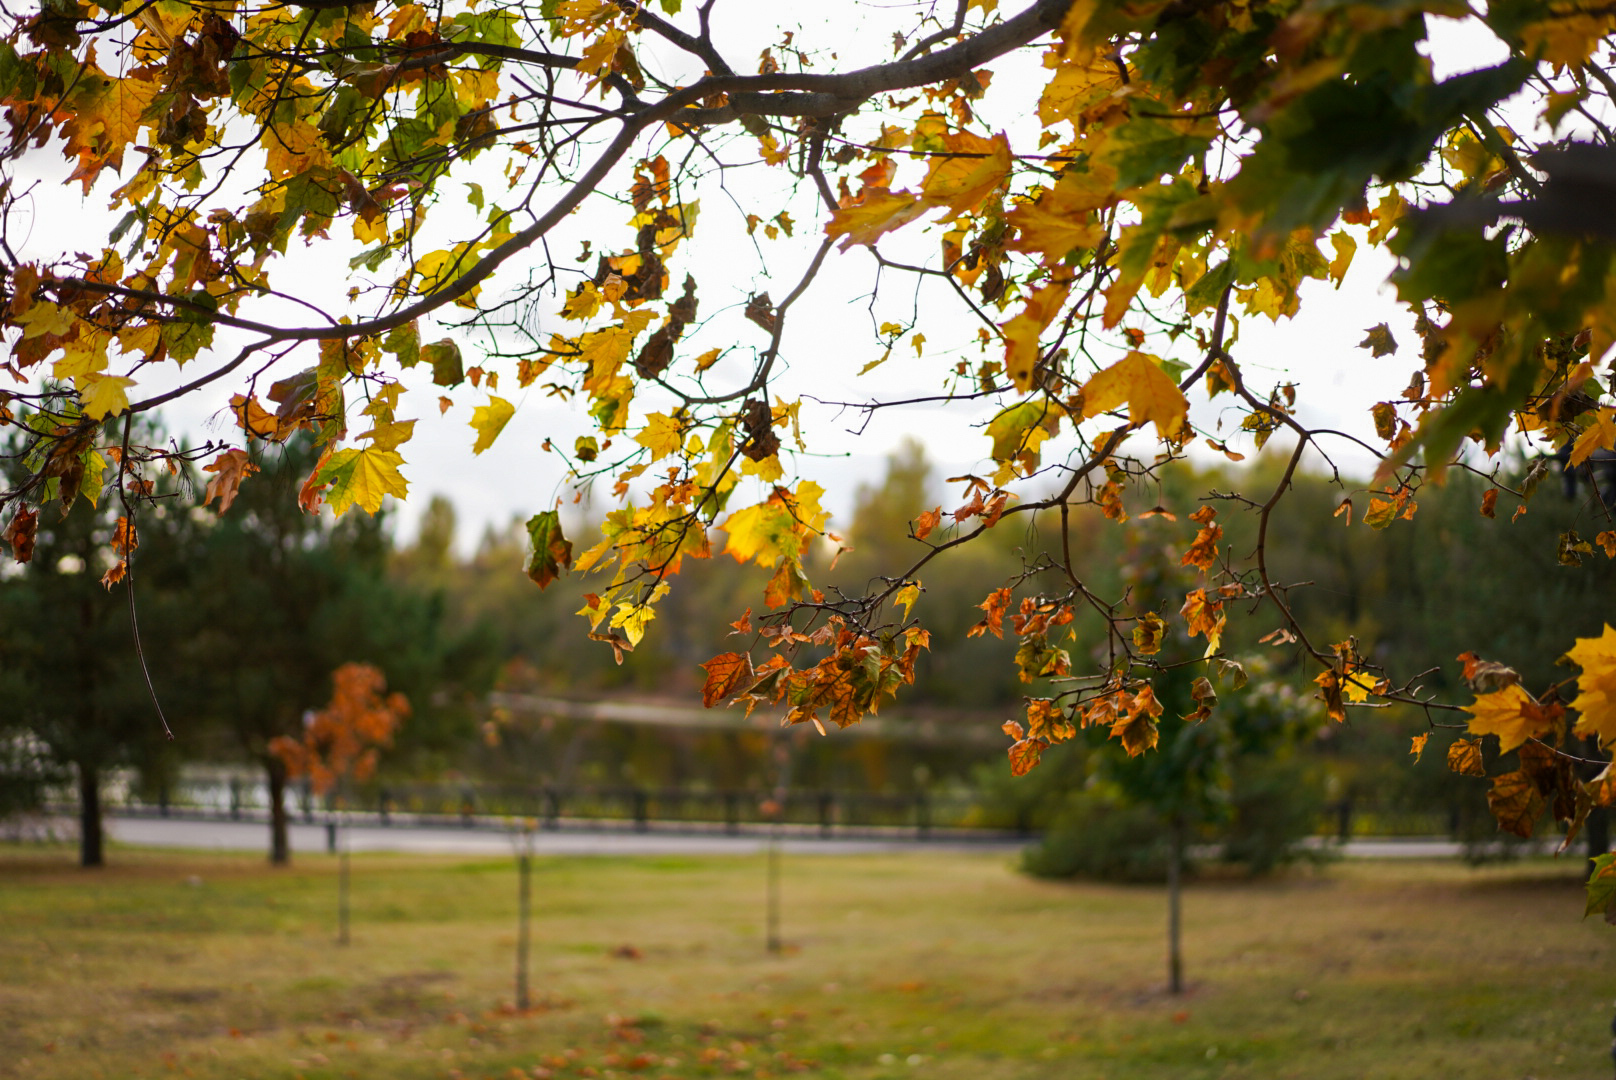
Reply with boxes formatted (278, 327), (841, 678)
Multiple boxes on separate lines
(1357, 323), (1398, 357)
(824, 189), (926, 251)
(79, 374), (136, 420)
(525, 510), (573, 589)
(1132, 611), (1165, 656)
(1486, 769), (1545, 839)
(1446, 736), (1486, 777)
(1569, 407), (1616, 467)
(1180, 588), (1224, 655)
(316, 447), (409, 516)
(893, 581), (922, 623)
(635, 412), (683, 461)
(1586, 853), (1616, 924)
(1179, 505), (1221, 571)
(1457, 650), (1521, 693)
(919, 130), (1011, 217)
(1410, 733), (1429, 763)
(1079, 351), (1189, 439)
(229, 393), (286, 440)
(202, 448), (259, 515)
(913, 506), (942, 540)
(986, 400), (1063, 465)
(764, 559), (809, 608)
(1024, 698), (1075, 743)
(1567, 624), (1616, 747)
(1008, 736), (1049, 777)
(1464, 684), (1554, 753)
(968, 590), (1015, 640)
(700, 652), (754, 707)
(999, 282), (1069, 394)
(721, 498), (800, 567)
(469, 396), (515, 455)
(1004, 174), (1107, 263)
(2, 507), (38, 564)
(1109, 686), (1163, 757)
(1314, 670), (1347, 723)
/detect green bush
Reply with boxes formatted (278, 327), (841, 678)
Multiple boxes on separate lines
(1221, 755), (1334, 875)
(1023, 754), (1329, 882)
(1021, 792), (1174, 882)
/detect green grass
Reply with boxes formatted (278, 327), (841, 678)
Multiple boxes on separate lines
(0, 843), (1611, 1080)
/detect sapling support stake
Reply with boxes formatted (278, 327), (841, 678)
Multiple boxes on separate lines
(516, 821), (535, 1010)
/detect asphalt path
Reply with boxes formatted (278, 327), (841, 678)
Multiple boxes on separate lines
(89, 816), (1487, 860)
(101, 816), (1026, 856)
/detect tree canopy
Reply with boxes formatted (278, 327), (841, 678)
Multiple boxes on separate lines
(3, 0), (1616, 906)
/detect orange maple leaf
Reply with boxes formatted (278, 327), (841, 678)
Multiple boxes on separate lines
(202, 448), (258, 515)
(699, 652), (754, 708)
(968, 587), (1013, 638)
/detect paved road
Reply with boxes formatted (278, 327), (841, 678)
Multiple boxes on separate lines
(90, 816), (1496, 860)
(102, 816), (1027, 856)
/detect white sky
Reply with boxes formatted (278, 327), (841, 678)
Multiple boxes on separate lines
(4, 4), (1545, 556)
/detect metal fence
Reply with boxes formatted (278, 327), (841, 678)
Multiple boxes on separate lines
(51, 775), (1468, 843)
(72, 777), (1028, 841)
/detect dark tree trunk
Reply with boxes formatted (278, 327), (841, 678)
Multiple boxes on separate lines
(267, 758), (290, 866)
(78, 762), (103, 868)
(1587, 805), (1610, 878)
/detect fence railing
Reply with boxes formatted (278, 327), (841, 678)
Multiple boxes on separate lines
(42, 776), (1469, 843)
(66, 778), (1029, 841)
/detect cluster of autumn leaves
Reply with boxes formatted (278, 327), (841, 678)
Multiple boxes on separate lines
(1455, 632), (1616, 858)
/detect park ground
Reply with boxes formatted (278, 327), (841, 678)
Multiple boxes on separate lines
(0, 845), (1611, 1080)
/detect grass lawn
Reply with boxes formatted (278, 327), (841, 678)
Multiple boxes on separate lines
(0, 842), (1611, 1080)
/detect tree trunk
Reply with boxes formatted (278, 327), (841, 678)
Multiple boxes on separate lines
(1587, 805), (1610, 877)
(78, 762), (103, 868)
(266, 758), (290, 866)
(1166, 815), (1183, 995)
(1584, 736), (1610, 881)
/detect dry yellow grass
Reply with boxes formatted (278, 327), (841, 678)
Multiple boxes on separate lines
(0, 844), (1611, 1080)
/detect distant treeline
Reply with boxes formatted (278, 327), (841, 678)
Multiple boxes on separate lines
(5, 427), (1613, 864)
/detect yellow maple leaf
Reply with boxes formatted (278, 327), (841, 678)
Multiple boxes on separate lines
(360, 419), (416, 452)
(919, 131), (1011, 217)
(1004, 190), (1105, 264)
(1342, 670), (1377, 703)
(78, 374), (135, 420)
(116, 322), (162, 360)
(1037, 52), (1122, 128)
(469, 396), (514, 455)
(1570, 408), (1616, 467)
(16, 302), (75, 339)
(1079, 351), (1189, 439)
(1569, 623), (1616, 746)
(1463, 683), (1552, 753)
(986, 400), (1063, 464)
(720, 501), (798, 566)
(577, 325), (633, 392)
(894, 581), (922, 623)
(635, 412), (683, 461)
(54, 332), (110, 380)
(824, 189), (927, 251)
(317, 447), (410, 516)
(1000, 282), (1070, 393)
(611, 601), (656, 647)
